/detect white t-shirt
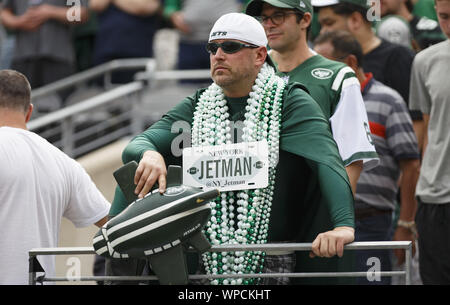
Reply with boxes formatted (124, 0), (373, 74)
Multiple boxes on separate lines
(409, 40), (450, 203)
(0, 127), (110, 285)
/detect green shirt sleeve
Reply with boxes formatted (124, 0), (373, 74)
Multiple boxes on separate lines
(110, 92), (200, 216)
(307, 161), (355, 228)
(280, 83), (354, 228)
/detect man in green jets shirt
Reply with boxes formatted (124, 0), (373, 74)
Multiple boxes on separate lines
(246, 0), (379, 195)
(245, 0), (379, 284)
(107, 12), (355, 285)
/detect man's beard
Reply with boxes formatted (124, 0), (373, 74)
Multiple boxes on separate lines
(213, 70), (252, 89)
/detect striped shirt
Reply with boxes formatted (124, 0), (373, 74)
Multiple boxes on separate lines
(355, 74), (420, 211)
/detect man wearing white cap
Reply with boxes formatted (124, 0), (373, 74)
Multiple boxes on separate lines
(106, 12), (355, 285)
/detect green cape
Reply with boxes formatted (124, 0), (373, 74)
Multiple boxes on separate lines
(109, 82), (355, 284)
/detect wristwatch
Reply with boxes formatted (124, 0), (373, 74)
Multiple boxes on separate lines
(397, 219), (418, 237)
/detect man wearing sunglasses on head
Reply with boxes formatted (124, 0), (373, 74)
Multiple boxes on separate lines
(245, 0), (378, 284)
(106, 12), (355, 285)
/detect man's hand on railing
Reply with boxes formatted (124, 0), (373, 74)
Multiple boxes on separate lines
(309, 226), (355, 258)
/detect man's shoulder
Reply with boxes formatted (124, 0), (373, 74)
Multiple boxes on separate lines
(291, 55), (354, 89)
(303, 55), (350, 77)
(284, 82), (317, 104)
(285, 81), (310, 95)
(0, 127), (39, 143)
(283, 82), (327, 115)
(0, 127), (74, 165)
(308, 54), (347, 69)
(415, 39), (449, 62)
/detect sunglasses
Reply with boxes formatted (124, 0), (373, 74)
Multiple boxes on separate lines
(206, 41), (259, 55)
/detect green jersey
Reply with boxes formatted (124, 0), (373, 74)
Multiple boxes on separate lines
(276, 53), (379, 167)
(110, 83), (354, 231)
(109, 82), (356, 284)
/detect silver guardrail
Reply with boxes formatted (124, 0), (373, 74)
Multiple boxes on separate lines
(28, 241), (413, 285)
(28, 58), (157, 158)
(31, 58), (154, 100)
(27, 57), (211, 158)
(28, 81), (146, 157)
(136, 69), (211, 83)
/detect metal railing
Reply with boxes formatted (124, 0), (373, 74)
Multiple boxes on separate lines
(28, 241), (413, 285)
(29, 81), (146, 157)
(31, 58), (154, 100)
(27, 57), (211, 158)
(28, 58), (156, 158)
(136, 68), (211, 84)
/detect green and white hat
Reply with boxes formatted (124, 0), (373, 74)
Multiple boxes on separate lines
(311, 0), (370, 9)
(246, 0), (313, 16)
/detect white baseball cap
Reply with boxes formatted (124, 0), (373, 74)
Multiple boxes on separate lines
(208, 13), (268, 47)
(311, 0), (340, 6)
(312, 0), (369, 8)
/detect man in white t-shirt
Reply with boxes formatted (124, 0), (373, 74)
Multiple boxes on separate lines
(408, 0), (450, 284)
(0, 69), (110, 285)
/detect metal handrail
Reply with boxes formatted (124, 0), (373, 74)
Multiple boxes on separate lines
(31, 58), (154, 100)
(29, 56), (211, 101)
(28, 68), (212, 131)
(135, 69), (211, 82)
(28, 241), (413, 285)
(27, 62), (210, 157)
(28, 81), (144, 131)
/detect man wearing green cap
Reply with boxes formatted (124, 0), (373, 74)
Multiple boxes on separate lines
(246, 0), (378, 196)
(245, 0), (378, 284)
(312, 0), (422, 149)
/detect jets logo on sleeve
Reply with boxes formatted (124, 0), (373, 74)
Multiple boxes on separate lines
(311, 68), (334, 80)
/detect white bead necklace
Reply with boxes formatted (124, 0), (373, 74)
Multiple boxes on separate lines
(192, 63), (285, 285)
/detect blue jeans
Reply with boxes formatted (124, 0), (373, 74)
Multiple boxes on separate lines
(354, 212), (394, 285)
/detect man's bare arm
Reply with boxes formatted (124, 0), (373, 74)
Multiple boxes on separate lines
(95, 216), (108, 227)
(345, 160), (363, 195)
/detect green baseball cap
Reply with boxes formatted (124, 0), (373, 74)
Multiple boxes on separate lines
(311, 0), (369, 9)
(246, 0), (313, 16)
